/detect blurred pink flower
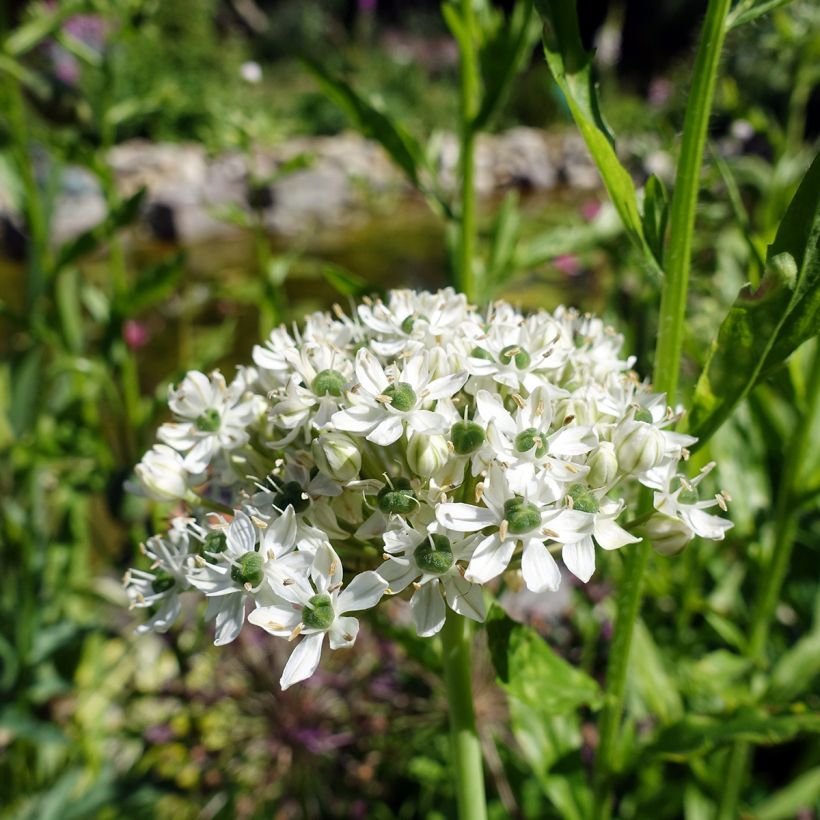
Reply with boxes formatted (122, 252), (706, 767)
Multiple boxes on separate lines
(580, 199), (601, 222)
(553, 253), (582, 276)
(124, 319), (150, 349)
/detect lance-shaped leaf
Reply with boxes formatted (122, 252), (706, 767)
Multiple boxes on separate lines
(534, 0), (657, 271)
(686, 152), (820, 445)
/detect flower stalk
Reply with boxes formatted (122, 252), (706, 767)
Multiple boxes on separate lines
(593, 0), (732, 815)
(441, 608), (487, 820)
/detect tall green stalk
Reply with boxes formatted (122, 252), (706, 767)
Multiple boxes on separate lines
(441, 608), (487, 820)
(593, 0), (731, 815)
(717, 341), (820, 820)
(456, 0), (480, 303)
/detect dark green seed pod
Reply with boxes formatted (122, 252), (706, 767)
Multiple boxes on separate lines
(470, 346), (494, 362)
(514, 427), (547, 458)
(230, 551), (264, 587)
(503, 498), (541, 534)
(383, 382), (417, 412)
(499, 345), (531, 369)
(274, 481), (310, 513)
(567, 484), (599, 514)
(303, 593), (335, 629)
(414, 533), (455, 574)
(378, 477), (416, 515)
(451, 420), (485, 455)
(195, 408), (221, 432)
(202, 531), (228, 563)
(151, 569), (175, 594)
(311, 368), (347, 397)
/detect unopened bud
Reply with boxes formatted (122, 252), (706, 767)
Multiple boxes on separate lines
(644, 513), (692, 556)
(407, 433), (450, 477)
(312, 433), (362, 482)
(135, 444), (189, 502)
(586, 442), (618, 487)
(614, 420), (665, 474)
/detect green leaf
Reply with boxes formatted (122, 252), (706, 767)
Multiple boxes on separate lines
(767, 627), (820, 703)
(626, 620), (684, 723)
(8, 347), (42, 438)
(642, 175), (669, 268)
(534, 0), (656, 271)
(486, 191), (521, 287)
(303, 58), (427, 190)
(751, 766), (820, 820)
(117, 252), (185, 316)
(322, 263), (370, 298)
(53, 188), (147, 273)
(473, 0), (539, 131)
(3, 2), (81, 57)
(486, 604), (602, 713)
(686, 152), (820, 445)
(644, 708), (820, 761)
(727, 0), (794, 30)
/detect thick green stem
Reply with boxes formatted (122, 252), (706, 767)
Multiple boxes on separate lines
(441, 608), (487, 820)
(457, 0), (480, 303)
(717, 342), (820, 820)
(593, 1), (731, 815)
(653, 0), (731, 402)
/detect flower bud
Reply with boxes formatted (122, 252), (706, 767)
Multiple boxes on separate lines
(586, 442), (619, 488)
(614, 420), (665, 474)
(407, 433), (450, 477)
(135, 445), (189, 502)
(554, 398), (598, 426)
(312, 433), (362, 482)
(643, 513), (692, 556)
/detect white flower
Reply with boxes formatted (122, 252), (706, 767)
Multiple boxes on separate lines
(248, 543), (387, 689)
(332, 348), (467, 446)
(135, 444), (191, 501)
(379, 520), (484, 636)
(437, 463), (566, 592)
(158, 370), (262, 472)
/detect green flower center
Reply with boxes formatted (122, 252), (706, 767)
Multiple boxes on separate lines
(670, 478), (699, 505)
(400, 314), (427, 334)
(151, 569), (175, 594)
(567, 484), (599, 514)
(303, 593), (334, 630)
(195, 408), (221, 432)
(202, 531), (228, 563)
(500, 345), (531, 369)
(378, 477), (416, 515)
(503, 498), (541, 534)
(515, 427), (547, 458)
(383, 382), (417, 412)
(634, 408), (653, 423)
(470, 346), (494, 362)
(274, 481), (310, 513)
(414, 533), (455, 574)
(451, 420), (485, 455)
(230, 551), (264, 587)
(311, 369), (346, 397)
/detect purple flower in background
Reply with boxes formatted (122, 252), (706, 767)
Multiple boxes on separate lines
(124, 319), (150, 349)
(44, 6), (107, 88)
(580, 199), (601, 222)
(553, 253), (582, 277)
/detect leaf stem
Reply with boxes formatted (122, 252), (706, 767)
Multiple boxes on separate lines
(457, 0), (480, 303)
(593, 0), (731, 815)
(441, 608), (487, 820)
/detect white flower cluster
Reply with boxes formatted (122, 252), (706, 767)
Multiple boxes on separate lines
(126, 288), (732, 689)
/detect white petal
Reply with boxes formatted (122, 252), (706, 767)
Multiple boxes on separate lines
(213, 594), (246, 646)
(337, 571), (388, 613)
(594, 516), (641, 550)
(436, 503), (497, 533)
(264, 506), (297, 554)
(280, 632), (324, 690)
(377, 559), (419, 593)
(311, 543), (343, 591)
(401, 354), (428, 390)
(444, 574), (486, 622)
(406, 409), (447, 434)
(328, 615), (359, 649)
(562, 536), (596, 583)
(684, 508), (733, 540)
(228, 511), (257, 553)
(248, 602), (300, 636)
(549, 425), (597, 456)
(425, 371), (468, 400)
(475, 389), (515, 435)
(411, 582), (446, 637)
(355, 348), (389, 396)
(465, 533), (515, 584)
(366, 415), (404, 446)
(521, 540), (562, 592)
(332, 404), (381, 433)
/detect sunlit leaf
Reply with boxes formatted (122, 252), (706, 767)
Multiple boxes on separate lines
(751, 766), (820, 820)
(686, 152), (820, 445)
